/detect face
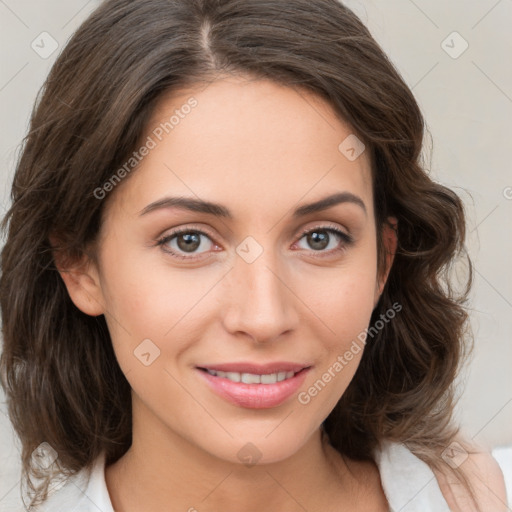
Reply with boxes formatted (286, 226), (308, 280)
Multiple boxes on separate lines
(63, 76), (396, 465)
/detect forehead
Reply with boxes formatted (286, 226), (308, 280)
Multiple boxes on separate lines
(108, 76), (373, 222)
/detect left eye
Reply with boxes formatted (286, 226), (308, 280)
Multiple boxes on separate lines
(156, 225), (352, 260)
(295, 227), (351, 253)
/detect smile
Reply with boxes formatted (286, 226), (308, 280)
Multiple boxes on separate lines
(196, 363), (311, 409)
(204, 369), (297, 384)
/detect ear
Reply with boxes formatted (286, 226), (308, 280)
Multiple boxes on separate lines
(50, 235), (105, 317)
(374, 216), (398, 307)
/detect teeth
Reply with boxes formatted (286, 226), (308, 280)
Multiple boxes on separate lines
(261, 373), (277, 384)
(205, 369), (296, 384)
(241, 372), (260, 384)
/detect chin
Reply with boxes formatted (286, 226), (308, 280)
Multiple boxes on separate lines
(194, 429), (312, 467)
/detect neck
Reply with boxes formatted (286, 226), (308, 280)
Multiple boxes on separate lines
(105, 401), (354, 512)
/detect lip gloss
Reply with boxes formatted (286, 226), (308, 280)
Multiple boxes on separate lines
(196, 368), (310, 408)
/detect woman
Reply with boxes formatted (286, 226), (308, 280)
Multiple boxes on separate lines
(0, 0), (507, 510)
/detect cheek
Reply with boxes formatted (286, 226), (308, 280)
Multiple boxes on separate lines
(301, 248), (378, 348)
(98, 242), (219, 365)
(296, 244), (377, 403)
(295, 269), (376, 419)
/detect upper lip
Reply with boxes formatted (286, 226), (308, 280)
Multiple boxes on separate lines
(197, 362), (311, 374)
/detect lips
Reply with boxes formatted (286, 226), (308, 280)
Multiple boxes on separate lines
(196, 361), (311, 409)
(197, 362), (309, 374)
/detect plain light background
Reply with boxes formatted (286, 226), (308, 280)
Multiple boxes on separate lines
(1, 0), (511, 509)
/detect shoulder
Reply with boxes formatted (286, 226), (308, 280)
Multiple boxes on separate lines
(24, 471), (90, 511)
(432, 443), (508, 512)
(374, 439), (508, 512)
(27, 452), (113, 512)
(374, 440), (453, 511)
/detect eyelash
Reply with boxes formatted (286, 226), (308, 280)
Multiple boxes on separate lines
(155, 224), (354, 261)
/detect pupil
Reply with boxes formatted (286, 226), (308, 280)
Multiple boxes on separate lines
(177, 232), (200, 252)
(309, 231), (328, 250)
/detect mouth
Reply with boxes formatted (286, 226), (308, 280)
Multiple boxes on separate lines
(198, 367), (305, 383)
(195, 362), (311, 408)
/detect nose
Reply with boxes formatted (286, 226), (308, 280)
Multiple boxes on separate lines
(221, 246), (299, 345)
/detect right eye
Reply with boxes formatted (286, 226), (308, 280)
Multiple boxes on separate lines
(156, 228), (219, 260)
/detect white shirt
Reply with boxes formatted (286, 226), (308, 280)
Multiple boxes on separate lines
(28, 441), (452, 512)
(493, 445), (512, 506)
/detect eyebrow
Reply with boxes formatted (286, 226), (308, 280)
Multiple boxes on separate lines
(139, 191), (367, 219)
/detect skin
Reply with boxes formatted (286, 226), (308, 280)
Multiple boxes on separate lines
(58, 75), (398, 512)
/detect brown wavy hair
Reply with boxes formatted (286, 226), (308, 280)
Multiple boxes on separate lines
(0, 0), (476, 508)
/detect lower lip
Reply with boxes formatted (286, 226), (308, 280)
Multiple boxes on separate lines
(196, 368), (310, 409)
